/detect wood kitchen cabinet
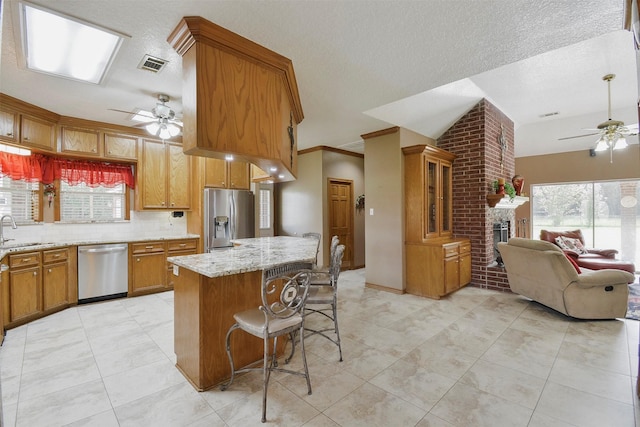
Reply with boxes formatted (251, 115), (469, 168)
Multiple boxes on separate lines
(204, 158), (250, 189)
(0, 105), (56, 151)
(2, 247), (76, 329)
(60, 126), (101, 157)
(404, 144), (471, 299)
(130, 241), (167, 296)
(166, 239), (198, 289)
(104, 132), (137, 161)
(130, 238), (198, 296)
(7, 251), (42, 324)
(137, 139), (191, 210)
(42, 248), (70, 311)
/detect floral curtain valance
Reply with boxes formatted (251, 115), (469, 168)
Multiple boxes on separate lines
(0, 152), (135, 188)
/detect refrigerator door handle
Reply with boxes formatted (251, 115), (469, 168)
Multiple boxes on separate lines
(229, 191), (236, 240)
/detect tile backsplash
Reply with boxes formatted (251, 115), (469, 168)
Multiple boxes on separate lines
(5, 211), (189, 245)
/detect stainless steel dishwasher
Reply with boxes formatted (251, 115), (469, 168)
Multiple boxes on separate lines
(78, 243), (128, 303)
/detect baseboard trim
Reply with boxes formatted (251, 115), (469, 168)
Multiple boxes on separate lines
(365, 282), (404, 295)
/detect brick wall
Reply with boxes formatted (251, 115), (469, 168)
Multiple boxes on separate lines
(437, 99), (515, 292)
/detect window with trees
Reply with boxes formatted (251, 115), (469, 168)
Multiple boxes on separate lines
(531, 180), (639, 267)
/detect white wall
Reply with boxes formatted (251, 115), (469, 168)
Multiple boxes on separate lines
(277, 150), (325, 263)
(363, 131), (404, 291)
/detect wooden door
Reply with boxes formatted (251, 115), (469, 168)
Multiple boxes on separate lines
(9, 266), (42, 322)
(328, 179), (353, 268)
(21, 115), (56, 151)
(204, 158), (227, 188)
(0, 108), (18, 143)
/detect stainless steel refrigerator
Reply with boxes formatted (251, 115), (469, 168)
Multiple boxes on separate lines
(204, 188), (255, 251)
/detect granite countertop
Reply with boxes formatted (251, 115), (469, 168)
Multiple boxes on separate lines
(167, 236), (318, 278)
(0, 234), (200, 259)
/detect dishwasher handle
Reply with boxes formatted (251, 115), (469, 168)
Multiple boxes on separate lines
(78, 246), (128, 255)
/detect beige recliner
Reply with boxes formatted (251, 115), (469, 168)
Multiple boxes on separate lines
(498, 237), (634, 319)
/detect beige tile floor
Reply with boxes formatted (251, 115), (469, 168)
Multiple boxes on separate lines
(0, 268), (638, 426)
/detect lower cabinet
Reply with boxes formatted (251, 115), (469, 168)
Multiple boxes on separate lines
(130, 238), (198, 297)
(405, 238), (471, 299)
(2, 247), (75, 329)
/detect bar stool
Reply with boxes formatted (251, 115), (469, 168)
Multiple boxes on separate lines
(220, 261), (313, 423)
(304, 244), (345, 361)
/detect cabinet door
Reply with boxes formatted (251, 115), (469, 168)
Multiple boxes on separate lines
(141, 140), (168, 208)
(131, 253), (166, 295)
(0, 108), (18, 143)
(9, 266), (42, 322)
(424, 158), (438, 239)
(104, 133), (137, 160)
(168, 144), (190, 208)
(440, 161), (453, 238)
(60, 127), (100, 156)
(228, 161), (250, 189)
(204, 157), (227, 188)
(43, 262), (68, 311)
(459, 252), (472, 286)
(443, 256), (459, 294)
(21, 115), (56, 151)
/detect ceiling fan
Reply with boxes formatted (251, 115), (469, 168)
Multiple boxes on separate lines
(559, 74), (638, 162)
(110, 94), (183, 140)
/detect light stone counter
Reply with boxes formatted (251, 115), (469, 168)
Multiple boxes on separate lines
(167, 236), (318, 278)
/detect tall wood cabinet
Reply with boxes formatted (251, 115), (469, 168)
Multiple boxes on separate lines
(404, 144), (471, 299)
(137, 139), (191, 210)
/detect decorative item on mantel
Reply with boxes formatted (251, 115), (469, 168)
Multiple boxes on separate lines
(355, 194), (365, 212)
(487, 178), (527, 208)
(512, 175), (524, 196)
(44, 183), (56, 207)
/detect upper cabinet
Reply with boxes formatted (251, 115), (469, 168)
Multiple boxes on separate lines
(58, 119), (139, 161)
(404, 144), (456, 242)
(60, 127), (101, 157)
(168, 17), (303, 183)
(137, 139), (191, 210)
(204, 158), (250, 189)
(0, 95), (58, 152)
(103, 133), (137, 161)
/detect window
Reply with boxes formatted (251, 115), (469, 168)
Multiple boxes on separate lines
(531, 180), (640, 266)
(60, 181), (125, 222)
(0, 176), (39, 223)
(259, 188), (271, 230)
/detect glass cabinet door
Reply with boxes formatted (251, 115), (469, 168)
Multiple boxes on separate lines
(441, 162), (452, 235)
(425, 159), (437, 237)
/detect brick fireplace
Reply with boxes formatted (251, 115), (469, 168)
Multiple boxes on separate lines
(437, 99), (516, 292)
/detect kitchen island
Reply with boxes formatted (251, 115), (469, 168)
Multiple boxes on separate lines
(167, 236), (318, 391)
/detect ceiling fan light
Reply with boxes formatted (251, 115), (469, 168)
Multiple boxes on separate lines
(613, 136), (628, 150)
(145, 121), (160, 135)
(158, 126), (172, 140)
(167, 123), (180, 137)
(594, 138), (608, 152)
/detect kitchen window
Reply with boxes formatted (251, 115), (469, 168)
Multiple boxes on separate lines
(0, 176), (39, 223)
(60, 181), (126, 222)
(259, 188), (271, 230)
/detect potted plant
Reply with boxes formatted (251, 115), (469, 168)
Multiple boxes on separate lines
(492, 180), (516, 200)
(355, 194), (365, 212)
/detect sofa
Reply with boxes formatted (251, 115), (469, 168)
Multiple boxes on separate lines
(498, 237), (634, 319)
(540, 229), (636, 276)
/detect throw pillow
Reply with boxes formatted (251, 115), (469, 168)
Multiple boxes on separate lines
(564, 252), (582, 274)
(555, 236), (588, 254)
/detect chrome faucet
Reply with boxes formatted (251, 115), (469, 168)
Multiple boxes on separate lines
(0, 214), (17, 246)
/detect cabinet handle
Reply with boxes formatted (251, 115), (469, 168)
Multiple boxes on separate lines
(171, 203), (175, 206)
(53, 254), (61, 258)
(6, 132), (12, 136)
(145, 246), (154, 249)
(137, 258), (140, 262)
(222, 182), (225, 186)
(179, 243), (186, 247)
(33, 271), (37, 276)
(23, 136), (29, 141)
(92, 148), (96, 152)
(48, 268), (52, 273)
(22, 258), (32, 263)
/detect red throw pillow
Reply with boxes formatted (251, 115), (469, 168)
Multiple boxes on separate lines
(564, 253), (581, 274)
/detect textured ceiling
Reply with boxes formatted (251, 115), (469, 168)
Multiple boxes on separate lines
(0, 0), (636, 158)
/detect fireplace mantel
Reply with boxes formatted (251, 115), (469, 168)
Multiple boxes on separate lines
(487, 195), (529, 209)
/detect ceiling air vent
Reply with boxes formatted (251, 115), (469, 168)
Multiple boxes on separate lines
(138, 54), (167, 73)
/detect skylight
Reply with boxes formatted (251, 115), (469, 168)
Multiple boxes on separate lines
(20, 2), (126, 84)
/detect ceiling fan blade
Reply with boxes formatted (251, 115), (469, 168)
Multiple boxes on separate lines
(558, 132), (600, 141)
(108, 108), (157, 121)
